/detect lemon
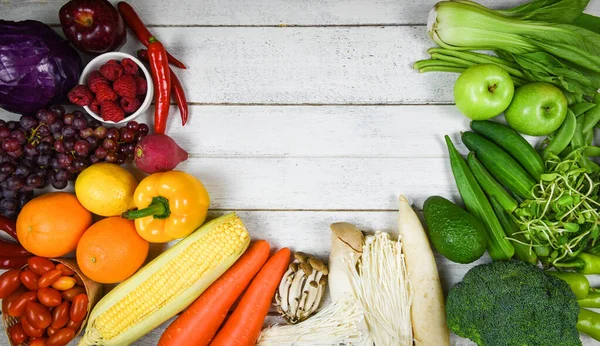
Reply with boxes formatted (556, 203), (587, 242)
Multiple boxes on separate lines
(75, 163), (138, 217)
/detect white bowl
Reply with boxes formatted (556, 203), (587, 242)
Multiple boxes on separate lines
(79, 52), (154, 125)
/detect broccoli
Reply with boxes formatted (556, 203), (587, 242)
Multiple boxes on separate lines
(446, 260), (581, 346)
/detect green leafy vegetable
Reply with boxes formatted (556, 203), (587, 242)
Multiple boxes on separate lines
(497, 0), (589, 23)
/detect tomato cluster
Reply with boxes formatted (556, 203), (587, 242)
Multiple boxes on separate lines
(0, 257), (89, 346)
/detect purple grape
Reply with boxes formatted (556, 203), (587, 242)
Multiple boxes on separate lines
(120, 128), (135, 143)
(50, 105), (65, 117)
(36, 154), (51, 166)
(10, 130), (27, 144)
(94, 126), (107, 139)
(55, 170), (68, 182)
(37, 125), (50, 137)
(0, 126), (10, 139)
(73, 158), (88, 171)
(89, 155), (101, 164)
(15, 164), (30, 177)
(26, 174), (43, 188)
(58, 153), (73, 168)
(37, 142), (51, 154)
(52, 179), (68, 190)
(62, 126), (76, 137)
(7, 149), (23, 159)
(0, 162), (16, 175)
(54, 140), (65, 153)
(86, 136), (99, 150)
(0, 156), (13, 164)
(1, 198), (18, 212)
(106, 128), (120, 141)
(40, 135), (54, 145)
(0, 173), (8, 183)
(135, 132), (146, 143)
(103, 138), (117, 150)
(6, 176), (24, 191)
(51, 158), (60, 170)
(2, 189), (17, 199)
(19, 115), (38, 131)
(2, 139), (21, 153)
(36, 109), (52, 121)
(126, 143), (136, 158)
(118, 145), (128, 156)
(23, 143), (38, 157)
(73, 117), (87, 130)
(49, 120), (64, 134)
(105, 152), (118, 163)
(63, 113), (75, 125)
(74, 140), (90, 156)
(126, 121), (140, 131)
(66, 165), (79, 174)
(138, 123), (149, 135)
(0, 120), (6, 126)
(80, 128), (94, 139)
(7, 121), (18, 131)
(64, 139), (74, 152)
(116, 155), (125, 165)
(73, 110), (84, 117)
(94, 147), (107, 159)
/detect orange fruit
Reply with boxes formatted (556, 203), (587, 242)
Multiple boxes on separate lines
(76, 217), (149, 284)
(17, 192), (92, 257)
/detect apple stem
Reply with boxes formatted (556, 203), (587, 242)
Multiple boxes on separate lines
(488, 84), (498, 93)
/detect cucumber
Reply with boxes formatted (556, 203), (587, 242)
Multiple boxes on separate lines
(445, 135), (514, 261)
(461, 131), (536, 200)
(489, 196), (537, 264)
(467, 152), (518, 213)
(470, 120), (544, 181)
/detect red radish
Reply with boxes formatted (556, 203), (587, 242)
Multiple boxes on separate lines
(134, 134), (188, 173)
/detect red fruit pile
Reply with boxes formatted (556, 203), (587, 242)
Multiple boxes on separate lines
(68, 58), (147, 123)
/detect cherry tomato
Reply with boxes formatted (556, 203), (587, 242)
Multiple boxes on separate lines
(21, 270), (40, 291)
(38, 287), (62, 307)
(46, 325), (59, 337)
(61, 286), (85, 302)
(66, 318), (83, 332)
(8, 291), (38, 317)
(51, 276), (76, 291)
(70, 293), (88, 323)
(8, 322), (28, 344)
(0, 269), (22, 299)
(55, 264), (75, 276)
(21, 314), (45, 337)
(38, 269), (62, 288)
(28, 257), (55, 275)
(47, 327), (75, 346)
(51, 301), (70, 329)
(25, 301), (52, 329)
(30, 337), (48, 346)
(2, 286), (25, 312)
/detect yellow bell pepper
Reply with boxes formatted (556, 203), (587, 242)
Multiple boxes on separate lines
(122, 171), (210, 243)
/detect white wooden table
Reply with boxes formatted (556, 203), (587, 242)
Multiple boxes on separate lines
(2, 0), (600, 345)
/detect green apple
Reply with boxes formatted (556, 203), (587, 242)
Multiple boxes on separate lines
(453, 64), (514, 120)
(504, 82), (568, 136)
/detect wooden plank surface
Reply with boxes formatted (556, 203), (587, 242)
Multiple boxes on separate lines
(3, 0), (599, 25)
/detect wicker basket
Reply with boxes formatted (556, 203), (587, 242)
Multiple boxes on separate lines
(2, 258), (103, 346)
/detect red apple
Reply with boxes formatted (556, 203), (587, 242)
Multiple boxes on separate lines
(59, 0), (126, 55)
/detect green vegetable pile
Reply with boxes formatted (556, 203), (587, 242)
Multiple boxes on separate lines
(414, 0), (600, 103)
(446, 261), (581, 346)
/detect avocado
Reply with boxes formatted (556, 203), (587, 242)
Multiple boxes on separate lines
(423, 196), (487, 264)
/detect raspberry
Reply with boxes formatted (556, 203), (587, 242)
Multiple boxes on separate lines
(135, 76), (147, 96)
(120, 96), (142, 113)
(99, 60), (124, 81)
(113, 74), (137, 98)
(67, 85), (93, 106)
(89, 98), (100, 114)
(95, 83), (118, 103)
(121, 58), (139, 75)
(100, 101), (125, 122)
(87, 71), (109, 93)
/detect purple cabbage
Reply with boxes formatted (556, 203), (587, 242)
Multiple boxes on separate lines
(0, 20), (82, 115)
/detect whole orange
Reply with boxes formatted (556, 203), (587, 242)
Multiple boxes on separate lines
(76, 217), (149, 284)
(17, 192), (92, 257)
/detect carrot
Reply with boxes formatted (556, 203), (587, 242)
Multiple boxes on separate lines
(210, 247), (291, 346)
(158, 240), (271, 346)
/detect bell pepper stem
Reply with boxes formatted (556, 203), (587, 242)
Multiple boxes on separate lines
(122, 196), (171, 220)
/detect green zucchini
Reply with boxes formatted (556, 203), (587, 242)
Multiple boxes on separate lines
(470, 120), (544, 181)
(467, 152), (518, 213)
(461, 131), (536, 199)
(489, 196), (537, 264)
(445, 135), (514, 261)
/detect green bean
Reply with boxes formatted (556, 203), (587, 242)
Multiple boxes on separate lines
(586, 146), (600, 157)
(543, 109), (577, 159)
(572, 114), (586, 150)
(582, 93), (600, 133)
(412, 59), (466, 70)
(570, 101), (597, 117)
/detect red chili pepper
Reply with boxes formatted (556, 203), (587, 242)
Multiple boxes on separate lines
(0, 215), (18, 241)
(147, 37), (172, 134)
(0, 239), (31, 257)
(138, 49), (189, 126)
(0, 256), (29, 270)
(117, 2), (186, 69)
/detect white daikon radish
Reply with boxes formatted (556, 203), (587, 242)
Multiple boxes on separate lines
(398, 194), (450, 346)
(347, 231), (413, 346)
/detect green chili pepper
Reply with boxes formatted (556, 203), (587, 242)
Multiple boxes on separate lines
(490, 197), (537, 264)
(554, 253), (600, 274)
(577, 308), (600, 342)
(579, 291), (600, 308)
(543, 110), (577, 159)
(546, 271), (590, 299)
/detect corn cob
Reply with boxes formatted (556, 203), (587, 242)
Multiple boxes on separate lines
(79, 213), (250, 345)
